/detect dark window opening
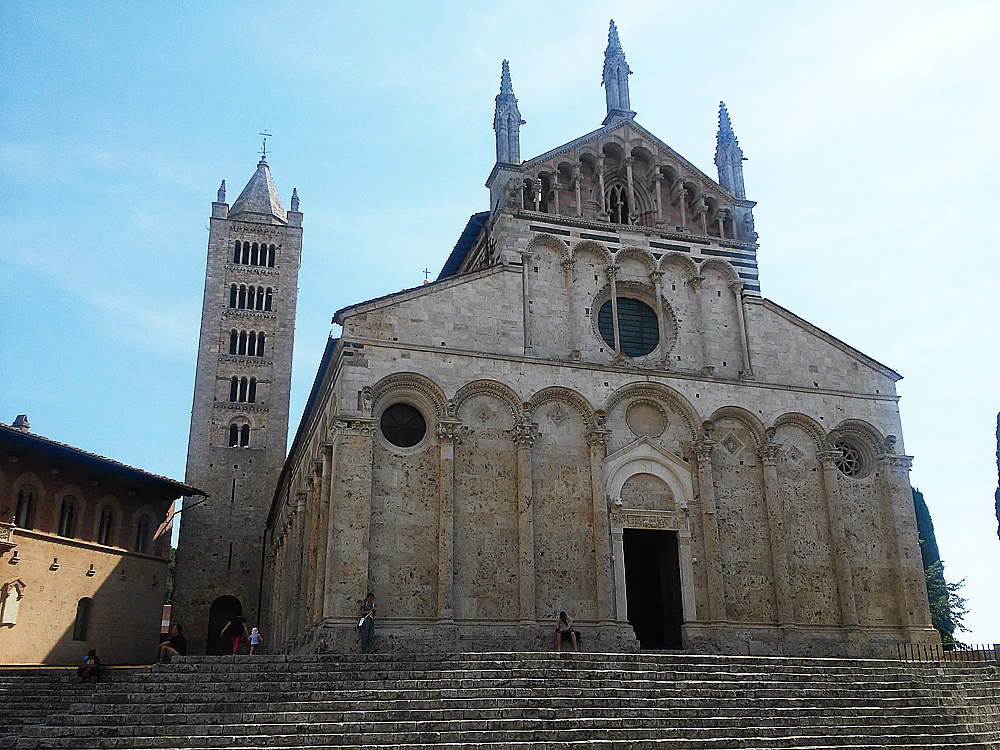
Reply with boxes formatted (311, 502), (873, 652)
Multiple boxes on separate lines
(97, 507), (114, 546)
(229, 376), (239, 402)
(233, 242), (241, 264)
(15, 486), (35, 530)
(623, 528), (683, 649)
(72, 597), (92, 641)
(229, 330), (238, 354)
(239, 424), (250, 447)
(380, 403), (427, 448)
(264, 288), (273, 311)
(58, 496), (76, 537)
(597, 297), (659, 357)
(228, 284), (237, 308)
(134, 515), (151, 554)
(228, 423), (239, 447)
(267, 245), (276, 267)
(608, 184), (629, 224)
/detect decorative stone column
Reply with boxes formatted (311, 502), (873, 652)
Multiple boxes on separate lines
(675, 184), (687, 230)
(587, 422), (615, 622)
(607, 264), (621, 356)
(688, 274), (712, 374)
(693, 438), (727, 622)
(435, 421), (461, 622)
(550, 178), (560, 215)
(304, 470), (321, 626)
(716, 208), (727, 238)
(653, 170), (664, 224)
(649, 269), (670, 367)
(311, 444), (333, 618)
(625, 155), (637, 224)
(520, 250), (534, 355)
(729, 280), (754, 379)
(533, 179), (541, 211)
(877, 451), (931, 630)
(610, 524), (627, 621)
(597, 155), (608, 220)
(573, 167), (583, 217)
(695, 197), (708, 235)
(323, 418), (376, 618)
(513, 420), (537, 621)
(818, 449), (860, 627)
(561, 257), (580, 359)
(758, 438), (794, 625)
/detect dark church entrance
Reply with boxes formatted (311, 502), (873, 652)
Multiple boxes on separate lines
(206, 595), (242, 655)
(623, 529), (683, 649)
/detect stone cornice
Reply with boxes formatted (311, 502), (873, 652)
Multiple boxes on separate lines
(213, 402), (270, 413)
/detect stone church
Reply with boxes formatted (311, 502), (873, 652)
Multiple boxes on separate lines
(176, 22), (937, 656)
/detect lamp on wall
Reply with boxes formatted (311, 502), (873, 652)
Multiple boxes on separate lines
(86, 564), (95, 577)
(9, 551), (19, 564)
(49, 557), (60, 571)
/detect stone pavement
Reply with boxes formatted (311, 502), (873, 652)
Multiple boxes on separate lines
(5, 652), (999, 748)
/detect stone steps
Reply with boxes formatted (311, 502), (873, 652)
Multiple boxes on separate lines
(6, 653), (999, 749)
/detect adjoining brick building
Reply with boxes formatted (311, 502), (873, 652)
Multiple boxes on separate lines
(255, 22), (938, 657)
(0, 417), (204, 664)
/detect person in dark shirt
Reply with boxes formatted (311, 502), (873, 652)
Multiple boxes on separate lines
(156, 624), (187, 663)
(77, 649), (101, 682)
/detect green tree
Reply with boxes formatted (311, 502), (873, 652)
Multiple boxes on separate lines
(912, 487), (969, 646)
(163, 547), (176, 605)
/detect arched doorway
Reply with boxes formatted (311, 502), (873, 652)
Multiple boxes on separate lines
(207, 595), (242, 655)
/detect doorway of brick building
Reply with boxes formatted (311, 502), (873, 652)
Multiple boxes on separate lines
(623, 529), (683, 649)
(207, 595), (242, 655)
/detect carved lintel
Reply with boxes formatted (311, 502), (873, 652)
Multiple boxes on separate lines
(611, 508), (680, 531)
(331, 417), (377, 438)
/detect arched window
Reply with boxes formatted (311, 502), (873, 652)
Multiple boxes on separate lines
(608, 184), (629, 224)
(241, 241), (250, 264)
(229, 376), (239, 402)
(238, 376), (248, 402)
(72, 598), (92, 641)
(15, 485), (35, 530)
(233, 242), (241, 264)
(238, 330), (248, 355)
(229, 330), (238, 354)
(239, 424), (250, 447)
(236, 285), (245, 310)
(97, 506), (114, 546)
(267, 245), (276, 267)
(256, 333), (265, 357)
(58, 496), (76, 537)
(134, 516), (151, 554)
(248, 378), (257, 403)
(247, 331), (256, 356)
(256, 286), (265, 310)
(228, 423), (239, 447)
(228, 284), (237, 308)
(264, 288), (273, 311)
(251, 242), (259, 266)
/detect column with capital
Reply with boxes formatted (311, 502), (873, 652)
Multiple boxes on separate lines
(730, 280), (753, 379)
(695, 197), (708, 235)
(877, 451), (933, 630)
(513, 420), (537, 621)
(624, 155), (637, 224)
(653, 170), (664, 224)
(758, 439), (794, 625)
(550, 177), (560, 215)
(323, 418), (376, 619)
(311, 444), (334, 620)
(435, 421), (462, 621)
(587, 424), (615, 621)
(818, 449), (860, 627)
(716, 208), (727, 238)
(688, 274), (712, 374)
(674, 184), (687, 230)
(649, 270), (671, 367)
(520, 250), (534, 355)
(607, 264), (622, 357)
(562, 256), (580, 359)
(573, 168), (583, 217)
(303, 470), (321, 626)
(693, 438), (727, 622)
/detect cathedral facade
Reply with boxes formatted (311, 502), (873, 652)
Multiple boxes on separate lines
(249, 22), (936, 656)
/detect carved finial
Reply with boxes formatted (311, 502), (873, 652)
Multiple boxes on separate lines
(500, 59), (513, 95)
(715, 101), (747, 199)
(290, 187), (300, 212)
(494, 59), (524, 165)
(602, 19), (633, 124)
(717, 102), (737, 145)
(217, 180), (226, 203)
(607, 19), (622, 52)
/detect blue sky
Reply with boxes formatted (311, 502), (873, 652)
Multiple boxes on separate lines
(2, 1), (997, 641)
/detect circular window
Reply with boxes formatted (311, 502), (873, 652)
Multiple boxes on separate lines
(380, 403), (427, 448)
(833, 439), (868, 478)
(597, 297), (659, 357)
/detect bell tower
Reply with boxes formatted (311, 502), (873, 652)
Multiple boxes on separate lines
(172, 155), (303, 653)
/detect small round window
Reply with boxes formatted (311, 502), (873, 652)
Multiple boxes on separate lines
(833, 439), (869, 478)
(597, 297), (659, 357)
(380, 403), (427, 448)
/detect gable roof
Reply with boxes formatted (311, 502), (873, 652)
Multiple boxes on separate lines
(438, 211), (490, 280)
(0, 424), (206, 496)
(230, 158), (287, 222)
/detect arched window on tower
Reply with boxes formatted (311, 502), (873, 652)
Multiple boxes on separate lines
(15, 485), (36, 530)
(229, 376), (239, 402)
(248, 378), (257, 403)
(229, 330), (238, 354)
(58, 496), (76, 537)
(238, 330), (248, 355)
(241, 241), (250, 264)
(240, 424), (250, 447)
(264, 288), (273, 311)
(233, 241), (241, 264)
(228, 423), (239, 447)
(267, 245), (276, 267)
(256, 333), (265, 357)
(228, 284), (237, 308)
(247, 331), (257, 356)
(237, 285), (246, 310)
(251, 242), (259, 266)
(97, 506), (114, 546)
(238, 376), (248, 402)
(134, 515), (151, 554)
(608, 184), (629, 224)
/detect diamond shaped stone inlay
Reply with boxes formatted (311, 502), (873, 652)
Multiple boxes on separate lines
(785, 445), (803, 462)
(721, 434), (743, 455)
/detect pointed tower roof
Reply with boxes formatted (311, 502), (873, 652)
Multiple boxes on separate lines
(717, 101), (738, 147)
(500, 59), (514, 96)
(602, 19), (634, 125)
(229, 158), (287, 222)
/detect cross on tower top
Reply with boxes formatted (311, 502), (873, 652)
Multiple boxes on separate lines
(259, 130), (272, 161)
(422, 268), (431, 284)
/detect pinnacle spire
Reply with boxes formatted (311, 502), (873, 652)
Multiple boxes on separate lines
(229, 157), (287, 222)
(493, 59), (524, 165)
(717, 101), (737, 145)
(602, 19), (634, 125)
(715, 101), (747, 198)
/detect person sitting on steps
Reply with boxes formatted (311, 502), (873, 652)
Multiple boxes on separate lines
(156, 624), (187, 664)
(554, 610), (580, 652)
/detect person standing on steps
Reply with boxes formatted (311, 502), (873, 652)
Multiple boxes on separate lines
(554, 611), (580, 652)
(220, 614), (250, 655)
(249, 627), (263, 655)
(358, 592), (376, 654)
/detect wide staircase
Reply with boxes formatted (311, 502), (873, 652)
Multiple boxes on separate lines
(6, 652), (1000, 749)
